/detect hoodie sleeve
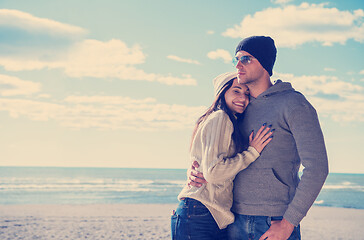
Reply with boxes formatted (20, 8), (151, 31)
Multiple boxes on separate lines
(283, 101), (329, 226)
(199, 111), (260, 184)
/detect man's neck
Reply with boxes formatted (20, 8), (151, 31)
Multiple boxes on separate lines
(248, 78), (273, 98)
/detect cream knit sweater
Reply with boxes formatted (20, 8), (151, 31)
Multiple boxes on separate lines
(178, 110), (259, 229)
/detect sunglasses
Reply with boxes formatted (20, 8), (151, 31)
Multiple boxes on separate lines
(232, 55), (255, 66)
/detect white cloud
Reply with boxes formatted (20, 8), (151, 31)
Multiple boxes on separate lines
(207, 49), (233, 64)
(0, 9), (87, 38)
(0, 38), (197, 86)
(324, 68), (336, 72)
(207, 30), (215, 35)
(273, 72), (363, 96)
(0, 95), (206, 131)
(60, 39), (151, 79)
(273, 73), (364, 122)
(0, 98), (64, 121)
(0, 11), (197, 86)
(64, 96), (157, 105)
(271, 0), (293, 5)
(37, 94), (51, 99)
(222, 3), (364, 47)
(0, 74), (41, 96)
(359, 70), (364, 75)
(156, 74), (197, 86)
(167, 55), (200, 65)
(309, 96), (364, 122)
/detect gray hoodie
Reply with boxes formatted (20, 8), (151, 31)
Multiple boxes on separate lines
(233, 80), (329, 226)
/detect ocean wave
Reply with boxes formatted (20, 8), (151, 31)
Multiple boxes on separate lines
(149, 180), (185, 186)
(0, 177), (185, 193)
(0, 177), (154, 185)
(323, 182), (364, 192)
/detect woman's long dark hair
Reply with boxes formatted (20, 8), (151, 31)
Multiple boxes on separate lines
(190, 79), (246, 156)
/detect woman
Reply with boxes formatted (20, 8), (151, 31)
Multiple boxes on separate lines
(171, 72), (273, 240)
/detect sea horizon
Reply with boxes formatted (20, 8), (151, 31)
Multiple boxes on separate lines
(2, 165), (364, 174)
(1, 166), (363, 210)
(0, 165), (364, 175)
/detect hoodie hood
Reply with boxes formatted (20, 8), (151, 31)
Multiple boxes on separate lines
(253, 80), (295, 100)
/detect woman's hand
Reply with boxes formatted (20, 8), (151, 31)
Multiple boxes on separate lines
(249, 124), (274, 153)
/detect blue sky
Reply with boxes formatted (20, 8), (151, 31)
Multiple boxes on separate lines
(0, 0), (363, 173)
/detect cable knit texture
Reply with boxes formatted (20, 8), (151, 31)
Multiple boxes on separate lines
(178, 110), (260, 229)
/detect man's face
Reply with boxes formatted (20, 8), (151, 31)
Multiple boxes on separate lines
(235, 50), (266, 85)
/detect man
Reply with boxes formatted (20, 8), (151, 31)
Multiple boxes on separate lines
(189, 36), (329, 240)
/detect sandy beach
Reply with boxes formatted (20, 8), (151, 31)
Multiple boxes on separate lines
(0, 204), (363, 240)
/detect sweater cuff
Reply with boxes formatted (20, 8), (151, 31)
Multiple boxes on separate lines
(283, 205), (305, 227)
(247, 146), (260, 159)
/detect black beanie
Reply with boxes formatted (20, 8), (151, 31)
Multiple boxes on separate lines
(235, 36), (277, 76)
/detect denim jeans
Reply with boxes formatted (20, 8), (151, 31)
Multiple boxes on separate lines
(227, 214), (301, 240)
(171, 198), (228, 240)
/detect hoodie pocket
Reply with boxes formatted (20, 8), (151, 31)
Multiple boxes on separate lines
(234, 168), (290, 205)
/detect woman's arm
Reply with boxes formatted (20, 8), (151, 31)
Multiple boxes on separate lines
(199, 112), (272, 184)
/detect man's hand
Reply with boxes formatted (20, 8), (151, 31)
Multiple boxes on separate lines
(187, 161), (207, 188)
(259, 218), (294, 240)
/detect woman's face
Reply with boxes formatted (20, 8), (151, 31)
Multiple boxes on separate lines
(224, 78), (249, 114)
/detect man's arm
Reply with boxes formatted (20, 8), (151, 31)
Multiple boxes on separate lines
(187, 161), (206, 187)
(261, 102), (329, 240)
(282, 103), (329, 226)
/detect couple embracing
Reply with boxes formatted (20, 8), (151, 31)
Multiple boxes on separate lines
(171, 36), (329, 240)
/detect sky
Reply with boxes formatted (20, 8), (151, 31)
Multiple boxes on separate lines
(0, 0), (363, 173)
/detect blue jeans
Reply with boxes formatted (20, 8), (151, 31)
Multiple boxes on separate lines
(171, 198), (228, 240)
(227, 214), (301, 240)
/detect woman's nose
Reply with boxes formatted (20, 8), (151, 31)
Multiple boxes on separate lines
(239, 94), (247, 101)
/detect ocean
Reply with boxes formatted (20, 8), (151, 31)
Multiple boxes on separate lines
(0, 167), (363, 209)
